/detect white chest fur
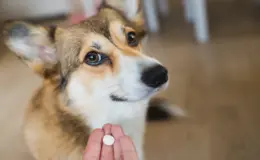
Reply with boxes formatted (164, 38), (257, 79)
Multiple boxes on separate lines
(67, 77), (149, 159)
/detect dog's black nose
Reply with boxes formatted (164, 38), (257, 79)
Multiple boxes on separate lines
(141, 65), (168, 88)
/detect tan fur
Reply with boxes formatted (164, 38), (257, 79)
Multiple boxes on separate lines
(109, 22), (143, 57)
(24, 82), (89, 159)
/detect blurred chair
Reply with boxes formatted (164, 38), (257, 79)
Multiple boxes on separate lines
(144, 0), (209, 43)
(183, 0), (209, 43)
(143, 0), (169, 33)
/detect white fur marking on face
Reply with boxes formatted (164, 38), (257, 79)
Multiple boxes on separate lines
(67, 75), (149, 128)
(114, 52), (164, 101)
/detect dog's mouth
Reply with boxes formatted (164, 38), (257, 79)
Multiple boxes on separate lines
(110, 89), (156, 102)
(110, 84), (167, 102)
(110, 95), (128, 102)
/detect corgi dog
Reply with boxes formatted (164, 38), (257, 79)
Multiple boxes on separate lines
(3, 0), (184, 159)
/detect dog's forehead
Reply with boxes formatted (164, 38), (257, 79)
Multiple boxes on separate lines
(74, 10), (132, 36)
(77, 17), (111, 39)
(57, 11), (127, 77)
(56, 8), (142, 78)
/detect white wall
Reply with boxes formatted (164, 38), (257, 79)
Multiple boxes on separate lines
(0, 0), (70, 20)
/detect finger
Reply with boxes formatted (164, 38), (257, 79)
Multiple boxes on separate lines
(113, 140), (122, 160)
(112, 125), (126, 160)
(119, 136), (138, 160)
(83, 129), (104, 160)
(103, 124), (112, 135)
(101, 124), (113, 160)
(111, 125), (125, 140)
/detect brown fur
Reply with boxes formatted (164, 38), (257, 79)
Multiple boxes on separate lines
(24, 83), (89, 159)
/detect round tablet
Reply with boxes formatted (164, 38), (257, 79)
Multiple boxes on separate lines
(103, 135), (115, 146)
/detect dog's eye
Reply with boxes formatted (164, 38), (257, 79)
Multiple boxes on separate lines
(126, 32), (138, 47)
(84, 51), (107, 66)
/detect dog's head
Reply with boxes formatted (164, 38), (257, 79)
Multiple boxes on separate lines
(3, 0), (168, 103)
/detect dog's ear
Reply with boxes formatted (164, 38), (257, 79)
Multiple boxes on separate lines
(101, 0), (144, 27)
(3, 21), (63, 79)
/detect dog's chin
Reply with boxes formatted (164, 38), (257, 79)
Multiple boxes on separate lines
(110, 83), (168, 103)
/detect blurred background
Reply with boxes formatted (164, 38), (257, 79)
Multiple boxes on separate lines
(1, 0), (260, 160)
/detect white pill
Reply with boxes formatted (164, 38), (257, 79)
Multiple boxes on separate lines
(103, 135), (115, 146)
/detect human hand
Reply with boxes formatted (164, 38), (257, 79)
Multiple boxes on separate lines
(83, 124), (139, 160)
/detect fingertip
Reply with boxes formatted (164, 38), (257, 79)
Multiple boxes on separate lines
(111, 125), (125, 139)
(85, 128), (104, 150)
(84, 129), (104, 160)
(111, 124), (121, 131)
(119, 136), (138, 160)
(120, 136), (134, 144)
(120, 136), (132, 142)
(103, 124), (112, 135)
(88, 129), (104, 142)
(103, 123), (112, 128)
(119, 136), (137, 152)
